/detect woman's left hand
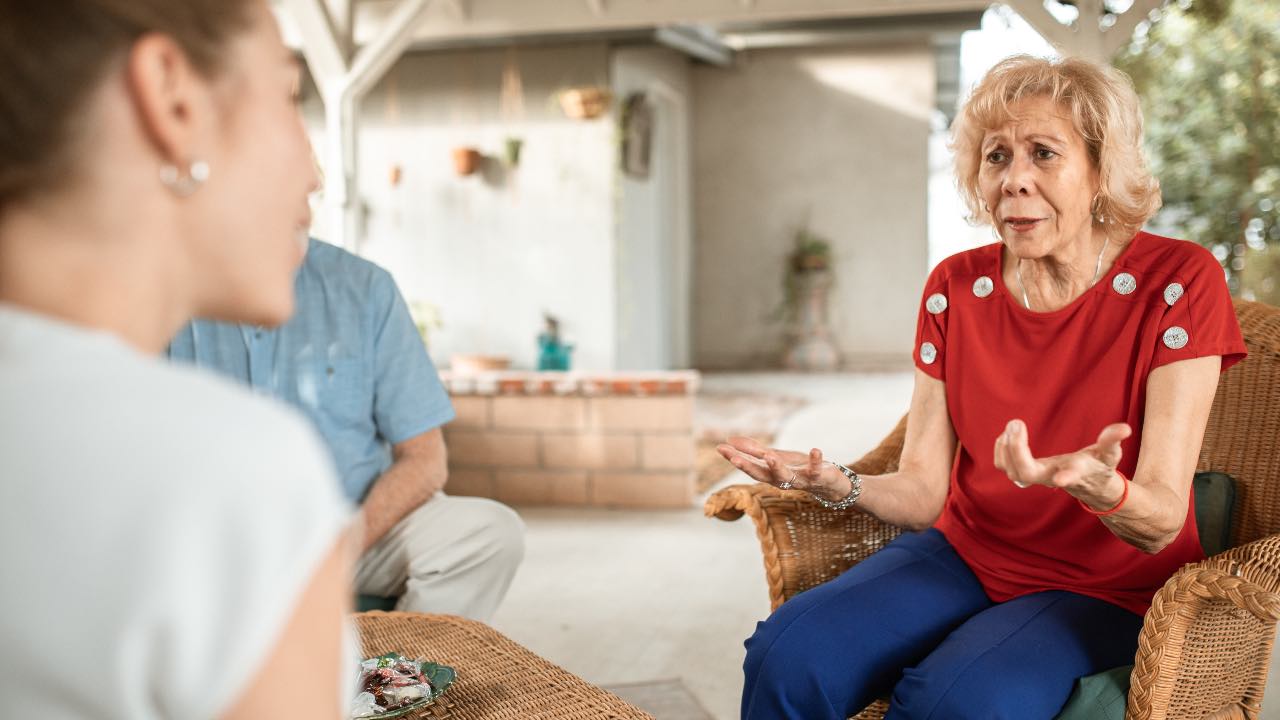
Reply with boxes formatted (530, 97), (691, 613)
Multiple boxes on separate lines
(993, 419), (1131, 502)
(717, 436), (846, 500)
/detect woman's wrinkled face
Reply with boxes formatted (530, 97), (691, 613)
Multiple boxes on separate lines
(189, 0), (318, 326)
(978, 95), (1099, 258)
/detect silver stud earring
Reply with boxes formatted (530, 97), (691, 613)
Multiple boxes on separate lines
(159, 159), (210, 197)
(1091, 192), (1107, 224)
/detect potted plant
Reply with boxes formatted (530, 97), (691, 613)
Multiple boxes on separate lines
(407, 300), (442, 348)
(503, 137), (524, 168)
(779, 225), (839, 371)
(777, 226), (833, 318)
(536, 312), (573, 371)
(789, 228), (831, 272)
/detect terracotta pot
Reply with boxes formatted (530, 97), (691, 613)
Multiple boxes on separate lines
(793, 255), (830, 272)
(450, 354), (511, 374)
(559, 86), (612, 120)
(452, 147), (482, 176)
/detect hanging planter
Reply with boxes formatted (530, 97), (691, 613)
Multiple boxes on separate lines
(503, 137), (524, 168)
(452, 147), (482, 176)
(558, 86), (612, 120)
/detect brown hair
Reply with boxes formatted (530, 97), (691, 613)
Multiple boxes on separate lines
(0, 1), (256, 210)
(950, 54), (1162, 240)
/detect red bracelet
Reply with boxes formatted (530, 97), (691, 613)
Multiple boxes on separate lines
(1079, 470), (1129, 517)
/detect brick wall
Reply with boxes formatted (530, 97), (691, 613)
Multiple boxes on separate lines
(441, 371), (700, 509)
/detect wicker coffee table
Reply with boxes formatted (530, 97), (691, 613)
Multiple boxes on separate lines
(354, 611), (653, 720)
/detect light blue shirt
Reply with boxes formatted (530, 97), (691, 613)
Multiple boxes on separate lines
(168, 238), (455, 502)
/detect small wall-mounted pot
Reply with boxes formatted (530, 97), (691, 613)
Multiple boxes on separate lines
(452, 147), (482, 176)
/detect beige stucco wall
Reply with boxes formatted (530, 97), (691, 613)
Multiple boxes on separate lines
(304, 44), (619, 371)
(692, 44), (936, 369)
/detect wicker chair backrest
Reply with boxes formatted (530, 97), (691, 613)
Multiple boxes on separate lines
(1196, 300), (1280, 548)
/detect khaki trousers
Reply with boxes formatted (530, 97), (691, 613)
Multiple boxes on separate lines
(355, 493), (524, 622)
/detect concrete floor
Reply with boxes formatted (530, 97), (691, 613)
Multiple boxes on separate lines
(489, 506), (766, 720)
(489, 372), (915, 720)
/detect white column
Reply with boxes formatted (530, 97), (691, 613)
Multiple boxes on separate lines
(283, 0), (434, 249)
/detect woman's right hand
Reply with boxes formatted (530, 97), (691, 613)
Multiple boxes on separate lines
(717, 437), (848, 502)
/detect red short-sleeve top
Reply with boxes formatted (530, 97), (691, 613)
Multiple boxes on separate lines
(914, 231), (1246, 615)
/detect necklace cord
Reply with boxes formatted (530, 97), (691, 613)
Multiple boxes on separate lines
(1015, 237), (1110, 310)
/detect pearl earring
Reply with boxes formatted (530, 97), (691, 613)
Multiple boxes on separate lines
(159, 160), (210, 197)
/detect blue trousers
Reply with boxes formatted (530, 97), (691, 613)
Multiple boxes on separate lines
(741, 529), (1144, 720)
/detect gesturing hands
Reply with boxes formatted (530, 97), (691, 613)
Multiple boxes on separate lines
(993, 419), (1131, 500)
(716, 436), (837, 498)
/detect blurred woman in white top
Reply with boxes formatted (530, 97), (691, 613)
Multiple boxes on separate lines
(0, 1), (355, 718)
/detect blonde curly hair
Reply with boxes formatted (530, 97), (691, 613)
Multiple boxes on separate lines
(950, 54), (1162, 240)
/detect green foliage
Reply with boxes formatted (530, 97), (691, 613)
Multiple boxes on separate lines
(1115, 0), (1280, 303)
(771, 225), (835, 322)
(789, 227), (832, 272)
(407, 300), (442, 348)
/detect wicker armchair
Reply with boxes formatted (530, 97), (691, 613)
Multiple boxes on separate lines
(706, 300), (1280, 720)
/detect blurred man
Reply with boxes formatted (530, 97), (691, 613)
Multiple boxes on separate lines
(169, 237), (523, 621)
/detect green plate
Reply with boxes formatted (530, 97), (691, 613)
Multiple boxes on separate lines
(355, 654), (456, 719)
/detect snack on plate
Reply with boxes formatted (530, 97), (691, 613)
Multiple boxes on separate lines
(351, 654), (436, 718)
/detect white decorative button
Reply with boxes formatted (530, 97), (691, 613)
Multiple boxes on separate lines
(1113, 272), (1137, 295)
(972, 277), (994, 298)
(926, 293), (948, 314)
(920, 342), (938, 365)
(1163, 282), (1184, 306)
(1163, 326), (1189, 350)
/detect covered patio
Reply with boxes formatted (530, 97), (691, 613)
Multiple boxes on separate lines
(270, 1), (1277, 718)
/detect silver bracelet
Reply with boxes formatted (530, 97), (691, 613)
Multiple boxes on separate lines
(815, 462), (862, 510)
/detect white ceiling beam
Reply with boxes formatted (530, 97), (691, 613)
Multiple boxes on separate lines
(343, 0), (993, 46)
(284, 0), (349, 81)
(1004, 0), (1169, 62)
(1071, 0), (1108, 59)
(346, 0), (433, 97)
(1001, 0), (1076, 51)
(655, 25), (735, 66)
(321, 0), (356, 60)
(1102, 0), (1163, 57)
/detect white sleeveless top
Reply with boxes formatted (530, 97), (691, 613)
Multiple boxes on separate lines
(0, 305), (353, 718)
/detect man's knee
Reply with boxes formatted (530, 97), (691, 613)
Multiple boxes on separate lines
(437, 496), (525, 569)
(397, 495), (525, 570)
(474, 499), (524, 569)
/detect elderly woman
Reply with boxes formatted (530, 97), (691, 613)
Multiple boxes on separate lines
(0, 1), (353, 717)
(719, 55), (1246, 719)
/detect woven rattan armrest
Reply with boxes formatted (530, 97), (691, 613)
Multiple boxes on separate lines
(704, 414), (910, 611)
(1127, 534), (1280, 720)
